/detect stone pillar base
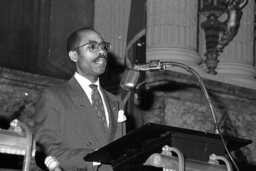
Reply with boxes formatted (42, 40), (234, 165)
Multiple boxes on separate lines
(216, 62), (256, 86)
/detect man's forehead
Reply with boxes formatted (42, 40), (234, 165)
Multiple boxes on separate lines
(80, 30), (104, 43)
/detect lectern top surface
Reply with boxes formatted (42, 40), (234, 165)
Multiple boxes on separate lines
(84, 123), (252, 166)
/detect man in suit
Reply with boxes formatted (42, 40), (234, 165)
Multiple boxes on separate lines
(34, 27), (126, 171)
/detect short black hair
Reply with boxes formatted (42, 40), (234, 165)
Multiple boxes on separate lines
(66, 27), (95, 54)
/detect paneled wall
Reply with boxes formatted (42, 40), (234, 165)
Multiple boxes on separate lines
(0, 0), (94, 79)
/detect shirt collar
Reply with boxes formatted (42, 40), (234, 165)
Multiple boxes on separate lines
(74, 72), (100, 87)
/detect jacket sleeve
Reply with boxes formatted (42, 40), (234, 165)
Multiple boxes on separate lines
(33, 88), (95, 171)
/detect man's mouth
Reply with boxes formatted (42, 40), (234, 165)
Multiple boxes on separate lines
(94, 56), (107, 65)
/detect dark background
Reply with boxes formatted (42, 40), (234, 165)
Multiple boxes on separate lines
(0, 0), (95, 79)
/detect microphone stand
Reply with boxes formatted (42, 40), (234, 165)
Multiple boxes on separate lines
(160, 61), (219, 131)
(154, 60), (239, 171)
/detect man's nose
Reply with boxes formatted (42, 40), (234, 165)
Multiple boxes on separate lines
(97, 46), (107, 56)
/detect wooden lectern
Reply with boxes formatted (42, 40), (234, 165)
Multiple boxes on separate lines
(84, 123), (252, 171)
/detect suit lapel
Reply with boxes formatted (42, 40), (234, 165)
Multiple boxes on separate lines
(101, 89), (119, 143)
(68, 77), (108, 146)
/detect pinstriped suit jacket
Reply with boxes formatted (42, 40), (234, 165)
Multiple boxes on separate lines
(34, 76), (125, 171)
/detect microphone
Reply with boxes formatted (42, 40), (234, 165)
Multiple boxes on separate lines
(120, 69), (140, 90)
(44, 156), (62, 171)
(120, 60), (163, 90)
(132, 60), (163, 71)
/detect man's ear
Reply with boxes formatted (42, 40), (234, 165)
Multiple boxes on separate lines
(69, 51), (78, 62)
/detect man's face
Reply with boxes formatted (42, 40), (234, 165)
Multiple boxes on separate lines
(71, 31), (108, 81)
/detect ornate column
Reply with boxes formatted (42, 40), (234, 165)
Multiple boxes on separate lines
(146, 0), (204, 74)
(94, 0), (131, 64)
(216, 0), (256, 85)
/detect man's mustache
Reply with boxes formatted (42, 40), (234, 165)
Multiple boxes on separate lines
(94, 55), (107, 62)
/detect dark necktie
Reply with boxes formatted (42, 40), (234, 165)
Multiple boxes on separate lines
(89, 84), (108, 133)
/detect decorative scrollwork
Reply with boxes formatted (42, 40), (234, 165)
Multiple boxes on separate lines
(217, 0), (248, 52)
(200, 0), (248, 74)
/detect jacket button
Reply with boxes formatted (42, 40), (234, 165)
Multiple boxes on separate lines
(86, 142), (92, 147)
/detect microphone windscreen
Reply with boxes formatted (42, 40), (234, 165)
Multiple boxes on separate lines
(120, 69), (140, 90)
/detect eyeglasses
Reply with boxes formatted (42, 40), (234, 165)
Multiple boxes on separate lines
(72, 41), (111, 53)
